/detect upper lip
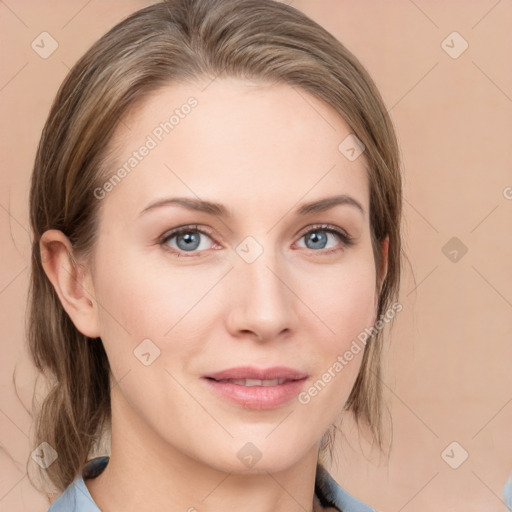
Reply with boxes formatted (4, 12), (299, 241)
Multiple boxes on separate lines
(204, 366), (308, 381)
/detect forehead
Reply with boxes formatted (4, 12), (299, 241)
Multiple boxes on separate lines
(100, 78), (369, 221)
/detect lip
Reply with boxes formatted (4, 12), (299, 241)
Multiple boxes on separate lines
(204, 366), (308, 381)
(202, 366), (309, 410)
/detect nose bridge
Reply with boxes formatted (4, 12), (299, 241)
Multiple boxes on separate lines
(227, 235), (297, 339)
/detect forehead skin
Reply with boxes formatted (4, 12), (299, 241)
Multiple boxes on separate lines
(95, 78), (369, 253)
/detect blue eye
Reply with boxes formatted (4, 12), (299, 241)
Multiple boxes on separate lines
(297, 225), (354, 253)
(161, 225), (214, 255)
(159, 224), (354, 257)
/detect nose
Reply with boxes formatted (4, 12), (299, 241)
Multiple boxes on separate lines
(225, 245), (299, 343)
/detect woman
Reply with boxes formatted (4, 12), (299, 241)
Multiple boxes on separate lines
(28, 0), (402, 510)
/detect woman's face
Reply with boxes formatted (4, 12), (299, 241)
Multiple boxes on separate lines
(83, 78), (384, 473)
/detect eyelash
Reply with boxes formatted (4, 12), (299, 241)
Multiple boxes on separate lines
(159, 223), (355, 258)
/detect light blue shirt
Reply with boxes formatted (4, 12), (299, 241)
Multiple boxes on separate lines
(503, 472), (512, 509)
(48, 456), (377, 511)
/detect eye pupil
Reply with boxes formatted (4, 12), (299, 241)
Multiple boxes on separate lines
(177, 232), (200, 251)
(306, 231), (328, 250)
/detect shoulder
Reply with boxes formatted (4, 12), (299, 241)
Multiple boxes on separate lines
(47, 457), (109, 512)
(315, 463), (378, 512)
(46, 478), (100, 512)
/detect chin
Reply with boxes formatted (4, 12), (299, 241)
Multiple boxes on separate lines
(198, 434), (317, 475)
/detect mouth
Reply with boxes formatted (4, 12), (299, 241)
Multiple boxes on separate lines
(207, 378), (289, 386)
(201, 366), (308, 410)
(203, 365), (308, 381)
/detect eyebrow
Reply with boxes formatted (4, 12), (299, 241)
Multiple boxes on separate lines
(138, 194), (365, 218)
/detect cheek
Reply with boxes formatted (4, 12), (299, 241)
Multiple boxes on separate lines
(90, 246), (217, 363)
(298, 255), (378, 350)
(293, 255), (377, 409)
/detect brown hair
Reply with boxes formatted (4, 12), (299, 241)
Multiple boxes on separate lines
(27, 0), (402, 497)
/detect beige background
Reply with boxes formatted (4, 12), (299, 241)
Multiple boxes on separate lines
(1, 1), (511, 511)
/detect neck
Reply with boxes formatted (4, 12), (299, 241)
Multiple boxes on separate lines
(85, 386), (324, 512)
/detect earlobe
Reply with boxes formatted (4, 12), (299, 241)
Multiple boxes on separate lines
(39, 229), (100, 338)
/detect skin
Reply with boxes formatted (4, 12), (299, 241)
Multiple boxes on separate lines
(41, 78), (388, 512)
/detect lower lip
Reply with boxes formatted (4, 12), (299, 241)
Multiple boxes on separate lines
(202, 378), (308, 410)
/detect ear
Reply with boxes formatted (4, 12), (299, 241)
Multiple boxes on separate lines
(40, 229), (100, 338)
